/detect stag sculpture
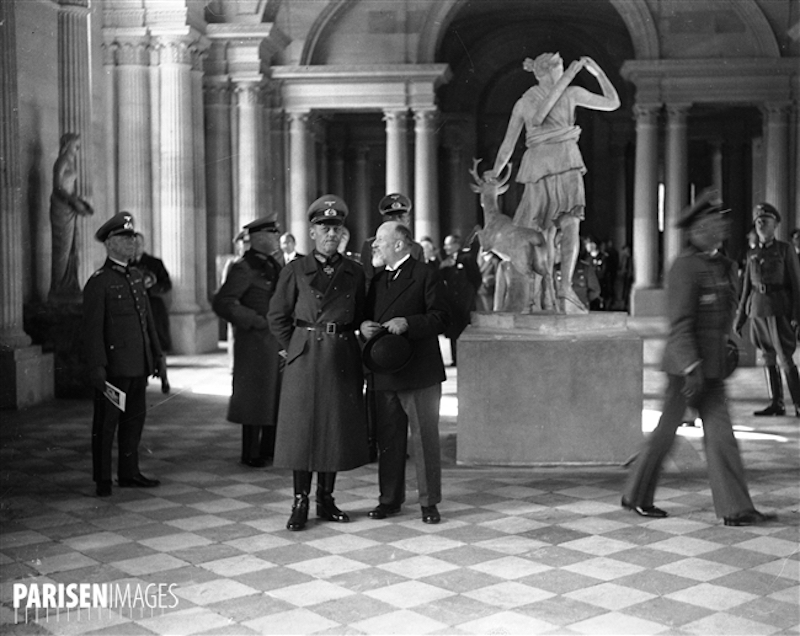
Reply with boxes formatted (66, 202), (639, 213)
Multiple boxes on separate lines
(469, 159), (556, 312)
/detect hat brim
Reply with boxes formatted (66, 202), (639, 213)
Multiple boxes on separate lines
(362, 329), (412, 374)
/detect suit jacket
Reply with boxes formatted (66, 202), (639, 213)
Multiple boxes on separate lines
(365, 257), (449, 391)
(82, 258), (162, 378)
(440, 247), (481, 339)
(273, 250), (304, 267)
(661, 246), (738, 380)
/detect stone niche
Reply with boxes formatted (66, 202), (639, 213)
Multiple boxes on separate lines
(457, 312), (643, 466)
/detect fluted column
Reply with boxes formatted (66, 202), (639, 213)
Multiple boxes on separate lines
(191, 47), (209, 310)
(664, 104), (689, 269)
(710, 141), (723, 193)
(204, 79), (234, 291)
(234, 82), (262, 229)
(763, 102), (790, 240)
(288, 111), (312, 253)
(384, 109), (408, 195)
(413, 109), (439, 243)
(115, 39), (153, 235)
(157, 39), (198, 314)
(101, 42), (117, 222)
(354, 145), (370, 242)
(632, 104), (661, 290)
(0, 0), (30, 349)
(58, 0), (93, 288)
(271, 108), (288, 231)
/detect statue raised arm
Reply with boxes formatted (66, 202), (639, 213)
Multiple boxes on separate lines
(490, 53), (619, 314)
(49, 133), (94, 303)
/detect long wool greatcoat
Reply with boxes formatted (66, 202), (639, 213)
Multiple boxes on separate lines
(267, 253), (370, 472)
(212, 250), (283, 427)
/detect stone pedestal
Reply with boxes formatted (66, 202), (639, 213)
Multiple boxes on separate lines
(0, 346), (54, 409)
(458, 312), (643, 466)
(23, 302), (90, 399)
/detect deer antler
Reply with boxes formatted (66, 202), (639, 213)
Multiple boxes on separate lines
(469, 158), (484, 185)
(469, 158), (512, 186)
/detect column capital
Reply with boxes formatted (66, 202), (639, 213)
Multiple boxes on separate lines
(115, 39), (150, 66)
(761, 102), (791, 119)
(664, 103), (691, 119)
(383, 109), (409, 122)
(203, 79), (232, 105)
(101, 41), (118, 66)
(57, 0), (89, 16)
(632, 103), (661, 125)
(155, 38), (193, 65)
(287, 110), (311, 124)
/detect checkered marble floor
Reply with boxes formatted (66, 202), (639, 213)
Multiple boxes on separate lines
(1, 343), (798, 635)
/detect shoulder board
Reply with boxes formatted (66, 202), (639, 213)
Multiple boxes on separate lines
(90, 268), (104, 278)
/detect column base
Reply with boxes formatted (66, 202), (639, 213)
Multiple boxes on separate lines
(0, 345), (54, 409)
(630, 287), (666, 317)
(169, 310), (219, 355)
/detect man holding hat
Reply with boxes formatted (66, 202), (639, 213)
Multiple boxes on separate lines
(361, 221), (449, 524)
(268, 195), (370, 531)
(213, 217), (284, 468)
(82, 212), (166, 497)
(622, 189), (776, 526)
(360, 193), (425, 286)
(735, 202), (800, 417)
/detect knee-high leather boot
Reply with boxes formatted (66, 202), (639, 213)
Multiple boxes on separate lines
(287, 471), (311, 531)
(784, 365), (800, 417)
(316, 472), (349, 522)
(754, 365), (785, 416)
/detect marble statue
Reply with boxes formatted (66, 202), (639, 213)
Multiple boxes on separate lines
(49, 132), (93, 303)
(488, 53), (620, 314)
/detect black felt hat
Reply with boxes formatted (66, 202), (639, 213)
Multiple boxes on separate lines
(244, 216), (280, 234)
(362, 329), (412, 374)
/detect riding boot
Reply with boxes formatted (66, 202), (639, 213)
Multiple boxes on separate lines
(754, 365), (785, 416)
(316, 472), (349, 522)
(784, 365), (800, 417)
(287, 470), (311, 531)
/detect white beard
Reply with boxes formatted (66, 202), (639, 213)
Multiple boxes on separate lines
(371, 252), (386, 268)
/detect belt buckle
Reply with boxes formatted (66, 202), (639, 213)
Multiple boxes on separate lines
(757, 283), (767, 293)
(326, 322), (336, 334)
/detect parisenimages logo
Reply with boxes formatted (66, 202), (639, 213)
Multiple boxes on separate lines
(12, 582), (179, 624)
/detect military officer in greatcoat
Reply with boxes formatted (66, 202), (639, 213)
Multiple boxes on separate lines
(213, 217), (284, 467)
(82, 212), (166, 497)
(268, 195), (370, 531)
(735, 203), (800, 417)
(622, 190), (776, 526)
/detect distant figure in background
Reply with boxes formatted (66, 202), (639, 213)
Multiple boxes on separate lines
(82, 212), (165, 498)
(278, 232), (302, 266)
(583, 235), (606, 310)
(791, 228), (800, 264)
(439, 234), (481, 366)
(557, 244), (601, 310)
(50, 132), (94, 303)
(213, 217), (284, 468)
(419, 236), (441, 270)
(735, 203), (800, 418)
(612, 244), (633, 311)
(132, 233), (173, 352)
(477, 248), (502, 311)
(600, 238), (619, 310)
(338, 226), (361, 262)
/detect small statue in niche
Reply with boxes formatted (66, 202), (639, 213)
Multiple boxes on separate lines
(49, 132), (94, 303)
(488, 53), (620, 314)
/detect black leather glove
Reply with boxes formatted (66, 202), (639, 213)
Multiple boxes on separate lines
(156, 357), (170, 394)
(682, 367), (704, 407)
(88, 366), (107, 392)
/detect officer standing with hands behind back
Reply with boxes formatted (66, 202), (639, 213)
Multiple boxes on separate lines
(82, 212), (167, 497)
(735, 203), (800, 417)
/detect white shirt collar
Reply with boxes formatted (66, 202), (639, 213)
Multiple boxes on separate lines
(109, 256), (128, 267)
(385, 253), (411, 272)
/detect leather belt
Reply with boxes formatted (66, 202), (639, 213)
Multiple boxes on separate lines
(295, 319), (354, 334)
(756, 283), (786, 294)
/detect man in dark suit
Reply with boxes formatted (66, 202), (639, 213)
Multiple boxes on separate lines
(439, 234), (481, 366)
(82, 212), (166, 497)
(213, 217), (283, 468)
(622, 190), (776, 527)
(360, 193), (424, 287)
(361, 221), (449, 524)
(132, 232), (173, 352)
(277, 232), (303, 266)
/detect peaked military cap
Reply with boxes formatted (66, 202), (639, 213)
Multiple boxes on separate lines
(753, 202), (781, 224)
(308, 194), (348, 225)
(378, 193), (412, 216)
(675, 188), (729, 229)
(95, 212), (135, 242)
(243, 216), (280, 234)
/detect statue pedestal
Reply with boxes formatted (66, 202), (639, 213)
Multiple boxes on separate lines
(457, 312), (643, 466)
(24, 302), (90, 399)
(0, 345), (54, 409)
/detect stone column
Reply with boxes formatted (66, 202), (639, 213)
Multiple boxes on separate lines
(354, 145), (371, 242)
(57, 0), (94, 288)
(763, 102), (790, 241)
(204, 79), (234, 294)
(413, 109), (440, 244)
(115, 39), (153, 235)
(101, 42), (118, 223)
(191, 47), (209, 310)
(664, 104), (689, 270)
(630, 104), (661, 315)
(234, 81), (262, 229)
(384, 109), (408, 195)
(0, 0), (53, 407)
(288, 111), (312, 253)
(270, 102), (287, 231)
(610, 141), (628, 249)
(710, 141), (723, 193)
